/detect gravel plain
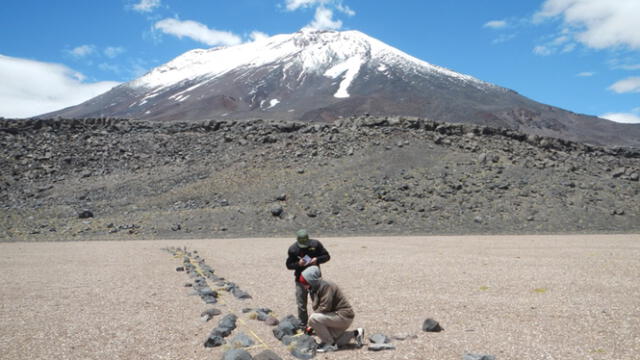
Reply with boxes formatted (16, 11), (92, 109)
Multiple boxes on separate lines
(1, 234), (639, 360)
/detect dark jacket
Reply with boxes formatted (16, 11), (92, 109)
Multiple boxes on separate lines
(286, 239), (330, 281)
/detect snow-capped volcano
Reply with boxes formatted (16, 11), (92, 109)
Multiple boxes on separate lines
(132, 29), (485, 93)
(43, 29), (640, 147)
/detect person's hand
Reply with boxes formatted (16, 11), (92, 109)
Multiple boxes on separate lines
(298, 258), (306, 267)
(310, 257), (318, 265)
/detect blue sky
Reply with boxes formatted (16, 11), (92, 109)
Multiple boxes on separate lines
(1, 0), (638, 123)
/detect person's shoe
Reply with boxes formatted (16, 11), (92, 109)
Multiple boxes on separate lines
(355, 328), (365, 348)
(316, 343), (338, 353)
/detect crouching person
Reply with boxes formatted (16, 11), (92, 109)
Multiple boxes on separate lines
(299, 266), (364, 353)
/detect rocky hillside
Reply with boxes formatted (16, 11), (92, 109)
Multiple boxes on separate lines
(1, 116), (639, 241)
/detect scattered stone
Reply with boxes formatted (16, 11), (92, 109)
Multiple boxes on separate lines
(176, 266), (184, 272)
(276, 193), (287, 201)
(367, 343), (396, 351)
(369, 333), (391, 344)
(265, 316), (279, 326)
(204, 335), (225, 348)
(270, 205), (284, 217)
(171, 223), (181, 231)
(228, 333), (255, 348)
(463, 354), (496, 360)
(201, 308), (222, 322)
(282, 334), (317, 360)
(78, 209), (93, 219)
(273, 315), (302, 340)
(422, 318), (444, 332)
(254, 349), (282, 360)
(612, 167), (626, 178)
(222, 348), (253, 360)
(204, 314), (236, 346)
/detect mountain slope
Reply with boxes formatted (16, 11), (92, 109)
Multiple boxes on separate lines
(42, 29), (640, 147)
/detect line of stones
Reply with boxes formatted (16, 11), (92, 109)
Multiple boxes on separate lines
(164, 247), (494, 360)
(164, 246), (287, 360)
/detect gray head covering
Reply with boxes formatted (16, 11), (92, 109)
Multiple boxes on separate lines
(300, 265), (322, 289)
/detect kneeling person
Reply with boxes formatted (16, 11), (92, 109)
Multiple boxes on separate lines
(299, 266), (364, 353)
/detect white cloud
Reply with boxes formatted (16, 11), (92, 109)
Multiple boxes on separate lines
(284, 0), (354, 29)
(307, 6), (342, 30)
(0, 55), (119, 118)
(600, 112), (640, 124)
(484, 20), (507, 29)
(608, 77), (640, 93)
(533, 45), (552, 56)
(133, 0), (161, 13)
(535, 0), (640, 50)
(250, 31), (269, 42)
(618, 64), (640, 70)
(492, 33), (516, 44)
(104, 46), (125, 59)
(576, 71), (594, 77)
(335, 3), (355, 16)
(154, 18), (242, 46)
(285, 0), (327, 11)
(68, 45), (96, 58)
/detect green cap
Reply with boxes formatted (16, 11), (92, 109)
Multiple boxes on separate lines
(296, 229), (310, 248)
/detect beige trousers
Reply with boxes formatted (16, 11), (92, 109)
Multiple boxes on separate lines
(308, 312), (354, 346)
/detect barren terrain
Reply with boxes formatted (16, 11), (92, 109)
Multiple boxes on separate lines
(1, 234), (639, 360)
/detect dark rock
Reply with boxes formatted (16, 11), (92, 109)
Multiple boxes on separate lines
(273, 315), (302, 340)
(463, 354), (496, 360)
(228, 333), (255, 348)
(270, 205), (283, 217)
(201, 308), (222, 321)
(78, 209), (93, 219)
(222, 348), (253, 360)
(265, 316), (279, 326)
(422, 318), (443, 332)
(204, 335), (225, 348)
(176, 266), (184, 272)
(282, 334), (317, 360)
(612, 167), (626, 178)
(276, 193), (287, 201)
(171, 223), (181, 231)
(254, 349), (282, 360)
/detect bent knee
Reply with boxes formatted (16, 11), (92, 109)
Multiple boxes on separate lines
(308, 313), (321, 325)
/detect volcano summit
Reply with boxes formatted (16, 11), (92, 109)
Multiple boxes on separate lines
(43, 29), (640, 147)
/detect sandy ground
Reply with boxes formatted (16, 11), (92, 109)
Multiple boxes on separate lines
(1, 234), (639, 360)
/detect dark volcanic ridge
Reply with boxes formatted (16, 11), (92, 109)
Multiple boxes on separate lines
(1, 116), (639, 241)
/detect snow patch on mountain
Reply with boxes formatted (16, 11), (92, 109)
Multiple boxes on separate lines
(324, 56), (363, 98)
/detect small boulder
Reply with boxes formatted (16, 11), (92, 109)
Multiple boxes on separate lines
(270, 205), (284, 217)
(222, 348), (253, 360)
(422, 318), (443, 332)
(78, 210), (93, 219)
(369, 333), (390, 344)
(368, 343), (396, 351)
(254, 349), (282, 360)
(463, 354), (496, 360)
